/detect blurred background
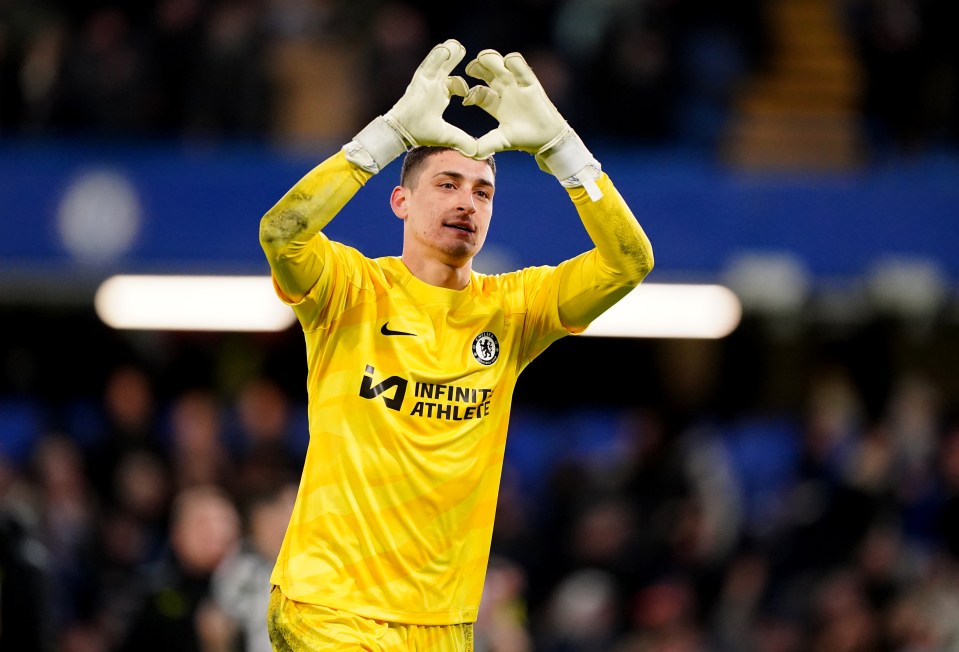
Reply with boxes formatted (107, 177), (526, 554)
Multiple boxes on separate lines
(2, 0), (959, 650)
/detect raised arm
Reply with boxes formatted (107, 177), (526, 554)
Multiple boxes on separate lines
(464, 49), (653, 329)
(259, 39), (478, 301)
(557, 174), (653, 329)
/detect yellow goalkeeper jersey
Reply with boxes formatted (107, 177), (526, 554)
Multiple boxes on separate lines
(264, 151), (652, 626)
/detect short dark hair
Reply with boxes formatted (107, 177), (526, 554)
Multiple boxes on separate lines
(399, 146), (496, 188)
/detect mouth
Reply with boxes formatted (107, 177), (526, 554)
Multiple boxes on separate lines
(443, 221), (476, 234)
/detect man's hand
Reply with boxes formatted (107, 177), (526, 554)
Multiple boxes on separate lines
(464, 49), (602, 199)
(386, 39), (476, 154)
(345, 39), (477, 173)
(464, 49), (567, 158)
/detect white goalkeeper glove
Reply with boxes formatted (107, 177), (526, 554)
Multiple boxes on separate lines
(344, 39), (477, 173)
(464, 49), (603, 200)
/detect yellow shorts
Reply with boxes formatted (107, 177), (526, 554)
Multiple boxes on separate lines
(267, 587), (474, 652)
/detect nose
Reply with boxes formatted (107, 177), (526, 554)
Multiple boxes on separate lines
(456, 189), (476, 214)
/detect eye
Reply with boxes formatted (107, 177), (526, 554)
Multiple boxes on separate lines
(475, 189), (490, 200)
(439, 181), (456, 189)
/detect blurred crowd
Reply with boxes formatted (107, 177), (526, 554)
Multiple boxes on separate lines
(1, 0), (958, 151)
(1, 365), (304, 652)
(2, 337), (959, 651)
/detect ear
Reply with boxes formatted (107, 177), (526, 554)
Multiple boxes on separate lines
(390, 186), (408, 219)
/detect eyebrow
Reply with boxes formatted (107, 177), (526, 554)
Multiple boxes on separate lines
(434, 170), (495, 189)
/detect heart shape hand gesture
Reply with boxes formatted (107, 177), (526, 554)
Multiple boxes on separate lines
(386, 41), (569, 159)
(354, 39), (599, 193)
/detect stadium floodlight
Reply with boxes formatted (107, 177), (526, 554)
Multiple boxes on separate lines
(583, 283), (742, 339)
(95, 275), (740, 338)
(95, 274), (297, 332)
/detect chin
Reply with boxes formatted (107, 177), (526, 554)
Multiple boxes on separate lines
(441, 243), (475, 263)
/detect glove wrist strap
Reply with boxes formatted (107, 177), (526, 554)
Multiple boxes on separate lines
(343, 116), (408, 174)
(535, 129), (604, 201)
(382, 112), (417, 149)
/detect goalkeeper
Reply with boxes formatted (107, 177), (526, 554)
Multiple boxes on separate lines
(260, 39), (653, 650)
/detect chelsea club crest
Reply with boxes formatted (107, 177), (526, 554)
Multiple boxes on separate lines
(471, 331), (499, 366)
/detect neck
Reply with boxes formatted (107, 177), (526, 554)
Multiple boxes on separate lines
(401, 254), (471, 290)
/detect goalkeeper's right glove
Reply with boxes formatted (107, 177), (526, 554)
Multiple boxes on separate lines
(344, 39), (477, 173)
(464, 48), (603, 200)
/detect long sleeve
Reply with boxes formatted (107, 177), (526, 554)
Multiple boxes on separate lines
(556, 174), (654, 331)
(259, 150), (374, 302)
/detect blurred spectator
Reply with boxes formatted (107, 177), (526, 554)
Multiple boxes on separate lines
(567, 496), (639, 583)
(622, 577), (705, 652)
(674, 0), (766, 148)
(883, 556), (959, 651)
(362, 1), (431, 119)
(884, 374), (944, 548)
(0, 454), (54, 652)
(934, 424), (959, 559)
(209, 482), (296, 652)
(166, 389), (231, 489)
(49, 7), (150, 135)
(537, 568), (620, 652)
(116, 483), (241, 652)
(140, 0), (206, 135)
(475, 556), (533, 652)
(807, 570), (880, 652)
(855, 524), (908, 614)
(184, 0), (273, 138)
(32, 434), (99, 643)
(777, 368), (872, 574)
(708, 548), (770, 652)
(845, 0), (959, 152)
(89, 444), (174, 646)
(228, 377), (300, 501)
(586, 2), (681, 143)
(0, 0), (65, 132)
(87, 364), (165, 508)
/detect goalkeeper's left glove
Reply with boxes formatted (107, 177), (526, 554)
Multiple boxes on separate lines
(344, 39), (477, 173)
(464, 49), (602, 200)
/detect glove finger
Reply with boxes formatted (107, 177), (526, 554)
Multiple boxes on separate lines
(503, 52), (539, 88)
(475, 128), (512, 158)
(418, 39), (466, 79)
(475, 49), (510, 80)
(447, 76), (469, 98)
(462, 85), (498, 111)
(465, 49), (504, 83)
(439, 39), (467, 75)
(436, 125), (479, 158)
(465, 59), (492, 84)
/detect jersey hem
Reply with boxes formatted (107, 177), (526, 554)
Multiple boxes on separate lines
(274, 583), (478, 626)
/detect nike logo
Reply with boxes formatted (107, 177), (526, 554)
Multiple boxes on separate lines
(380, 322), (416, 337)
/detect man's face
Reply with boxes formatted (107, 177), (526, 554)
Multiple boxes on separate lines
(391, 150), (495, 267)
